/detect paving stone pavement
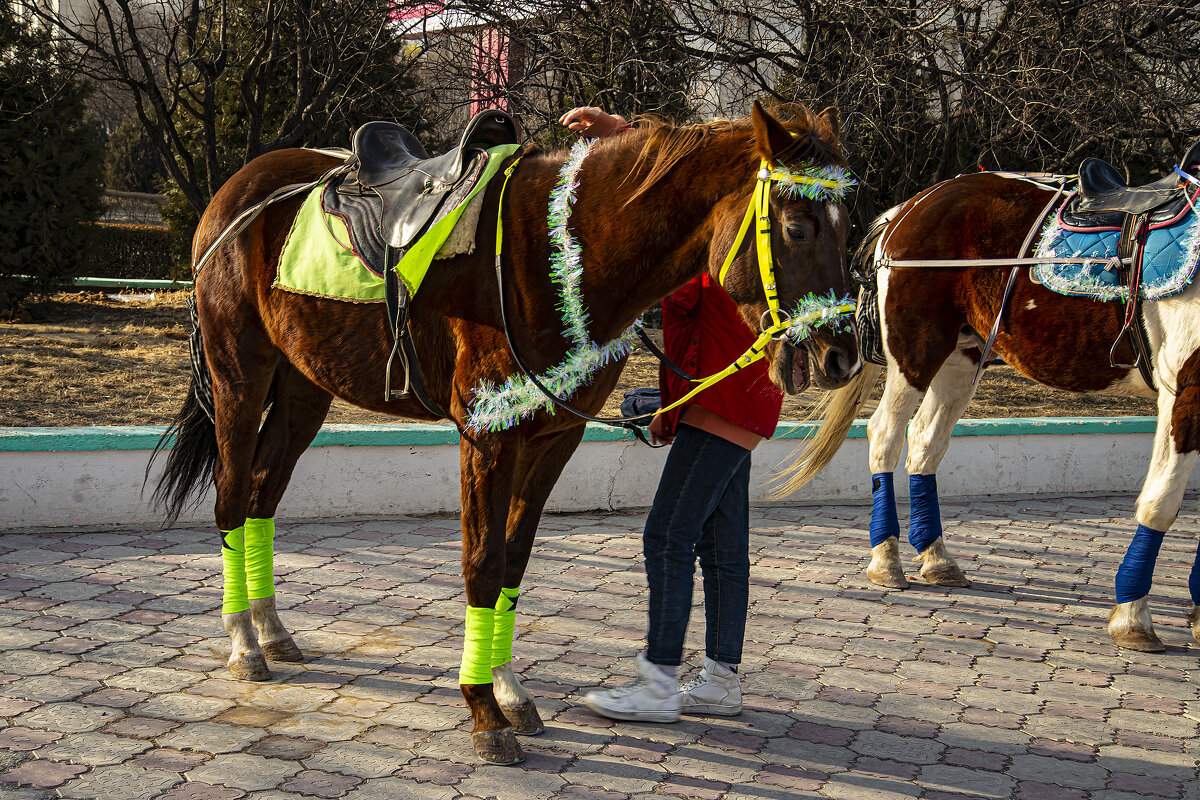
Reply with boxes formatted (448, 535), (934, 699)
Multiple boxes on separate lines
(1, 493), (1199, 799)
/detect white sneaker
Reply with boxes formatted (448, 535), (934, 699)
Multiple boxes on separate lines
(680, 657), (742, 716)
(583, 653), (681, 722)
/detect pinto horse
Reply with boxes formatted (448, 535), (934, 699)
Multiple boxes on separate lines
(151, 102), (860, 763)
(780, 170), (1200, 654)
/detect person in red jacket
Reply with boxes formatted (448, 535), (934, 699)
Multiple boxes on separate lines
(563, 107), (785, 722)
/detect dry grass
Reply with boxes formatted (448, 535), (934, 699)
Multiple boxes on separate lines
(0, 291), (1154, 427)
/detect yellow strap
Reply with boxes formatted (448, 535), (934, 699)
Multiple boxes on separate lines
(494, 157), (524, 259)
(769, 169), (844, 190)
(717, 200), (756, 287)
(653, 302), (856, 417)
(655, 330), (773, 416)
(756, 174), (782, 328)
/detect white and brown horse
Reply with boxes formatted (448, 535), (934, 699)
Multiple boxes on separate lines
(782, 171), (1200, 652)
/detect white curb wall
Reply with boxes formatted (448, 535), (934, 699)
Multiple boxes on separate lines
(2, 418), (1192, 530)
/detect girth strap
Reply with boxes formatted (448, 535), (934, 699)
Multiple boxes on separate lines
(971, 181), (1068, 389)
(383, 249), (447, 418)
(1109, 212), (1157, 391)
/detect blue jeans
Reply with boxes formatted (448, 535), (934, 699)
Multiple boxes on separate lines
(644, 423), (751, 667)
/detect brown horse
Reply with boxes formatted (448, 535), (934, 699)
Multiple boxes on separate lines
(780, 170), (1200, 655)
(151, 102), (860, 763)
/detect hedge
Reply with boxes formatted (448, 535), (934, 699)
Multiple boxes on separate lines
(85, 222), (186, 281)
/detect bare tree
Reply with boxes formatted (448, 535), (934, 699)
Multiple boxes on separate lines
(404, 1), (705, 147)
(667, 1), (1200, 226)
(27, 0), (425, 216)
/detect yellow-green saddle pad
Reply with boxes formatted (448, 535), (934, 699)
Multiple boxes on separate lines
(274, 143), (521, 302)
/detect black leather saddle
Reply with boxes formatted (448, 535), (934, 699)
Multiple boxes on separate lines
(328, 109), (521, 259)
(1065, 140), (1200, 228)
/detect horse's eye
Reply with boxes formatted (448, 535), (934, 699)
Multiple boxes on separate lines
(786, 224), (812, 243)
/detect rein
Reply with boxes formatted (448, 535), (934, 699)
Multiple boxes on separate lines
(491, 156), (662, 445)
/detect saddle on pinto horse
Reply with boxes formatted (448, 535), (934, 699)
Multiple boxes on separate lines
(1034, 140), (1200, 389)
(321, 110), (521, 407)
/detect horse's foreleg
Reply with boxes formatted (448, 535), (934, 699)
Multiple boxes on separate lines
(866, 361), (924, 588)
(904, 350), (977, 587)
(459, 431), (523, 765)
(244, 365), (333, 663)
(491, 426), (587, 736)
(1111, 353), (1200, 650)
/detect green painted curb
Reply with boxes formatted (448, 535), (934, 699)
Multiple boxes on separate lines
(13, 276), (194, 290)
(0, 417), (1159, 453)
(72, 277), (193, 290)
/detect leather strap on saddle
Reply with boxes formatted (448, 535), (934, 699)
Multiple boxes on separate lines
(1109, 212), (1158, 391)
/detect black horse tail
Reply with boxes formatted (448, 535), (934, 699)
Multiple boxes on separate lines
(146, 295), (219, 528)
(147, 384), (218, 528)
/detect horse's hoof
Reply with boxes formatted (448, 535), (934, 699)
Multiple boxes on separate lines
(471, 728), (524, 764)
(1188, 606), (1200, 646)
(261, 637), (304, 662)
(500, 702), (545, 735)
(229, 654), (273, 681)
(1108, 604), (1166, 652)
(867, 564), (910, 588)
(1110, 627), (1166, 652)
(920, 563), (971, 588)
(867, 539), (909, 588)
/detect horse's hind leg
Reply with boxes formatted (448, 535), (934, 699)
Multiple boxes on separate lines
(244, 363), (333, 663)
(866, 361), (924, 588)
(904, 349), (977, 587)
(1110, 349), (1200, 651)
(491, 426), (586, 736)
(206, 341), (278, 681)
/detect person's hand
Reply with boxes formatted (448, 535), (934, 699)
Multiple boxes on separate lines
(648, 415), (673, 446)
(558, 107), (630, 139)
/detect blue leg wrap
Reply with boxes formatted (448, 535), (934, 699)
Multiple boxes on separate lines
(870, 473), (900, 547)
(1115, 524), (1165, 603)
(908, 474), (943, 553)
(1188, 539), (1200, 606)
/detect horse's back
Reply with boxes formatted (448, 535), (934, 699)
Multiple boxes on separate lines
(886, 173), (1054, 261)
(195, 149), (341, 264)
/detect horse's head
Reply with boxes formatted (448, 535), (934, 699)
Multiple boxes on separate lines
(714, 101), (860, 393)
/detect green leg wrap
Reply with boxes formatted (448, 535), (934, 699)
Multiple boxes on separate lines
(244, 517), (275, 601)
(459, 606), (495, 685)
(491, 587), (519, 668)
(221, 526), (249, 614)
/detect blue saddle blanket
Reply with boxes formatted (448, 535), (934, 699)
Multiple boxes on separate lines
(1031, 197), (1200, 301)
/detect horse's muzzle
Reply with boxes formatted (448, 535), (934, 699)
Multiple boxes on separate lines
(810, 339), (861, 390)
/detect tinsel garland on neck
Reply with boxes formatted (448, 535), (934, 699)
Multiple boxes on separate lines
(468, 141), (641, 432)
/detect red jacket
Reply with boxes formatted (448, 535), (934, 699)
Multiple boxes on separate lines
(657, 273), (784, 440)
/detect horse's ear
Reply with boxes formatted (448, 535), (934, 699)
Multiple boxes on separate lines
(817, 106), (840, 143)
(752, 100), (794, 165)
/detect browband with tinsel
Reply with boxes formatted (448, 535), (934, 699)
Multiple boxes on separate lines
(771, 162), (857, 203)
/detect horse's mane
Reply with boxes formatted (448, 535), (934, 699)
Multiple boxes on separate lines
(605, 102), (846, 206)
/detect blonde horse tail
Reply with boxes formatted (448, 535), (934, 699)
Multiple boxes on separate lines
(765, 362), (881, 500)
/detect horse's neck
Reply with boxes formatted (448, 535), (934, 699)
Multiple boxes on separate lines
(568, 136), (753, 341)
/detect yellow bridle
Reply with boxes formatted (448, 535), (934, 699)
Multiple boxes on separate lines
(657, 160), (855, 415)
(492, 155), (855, 420)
